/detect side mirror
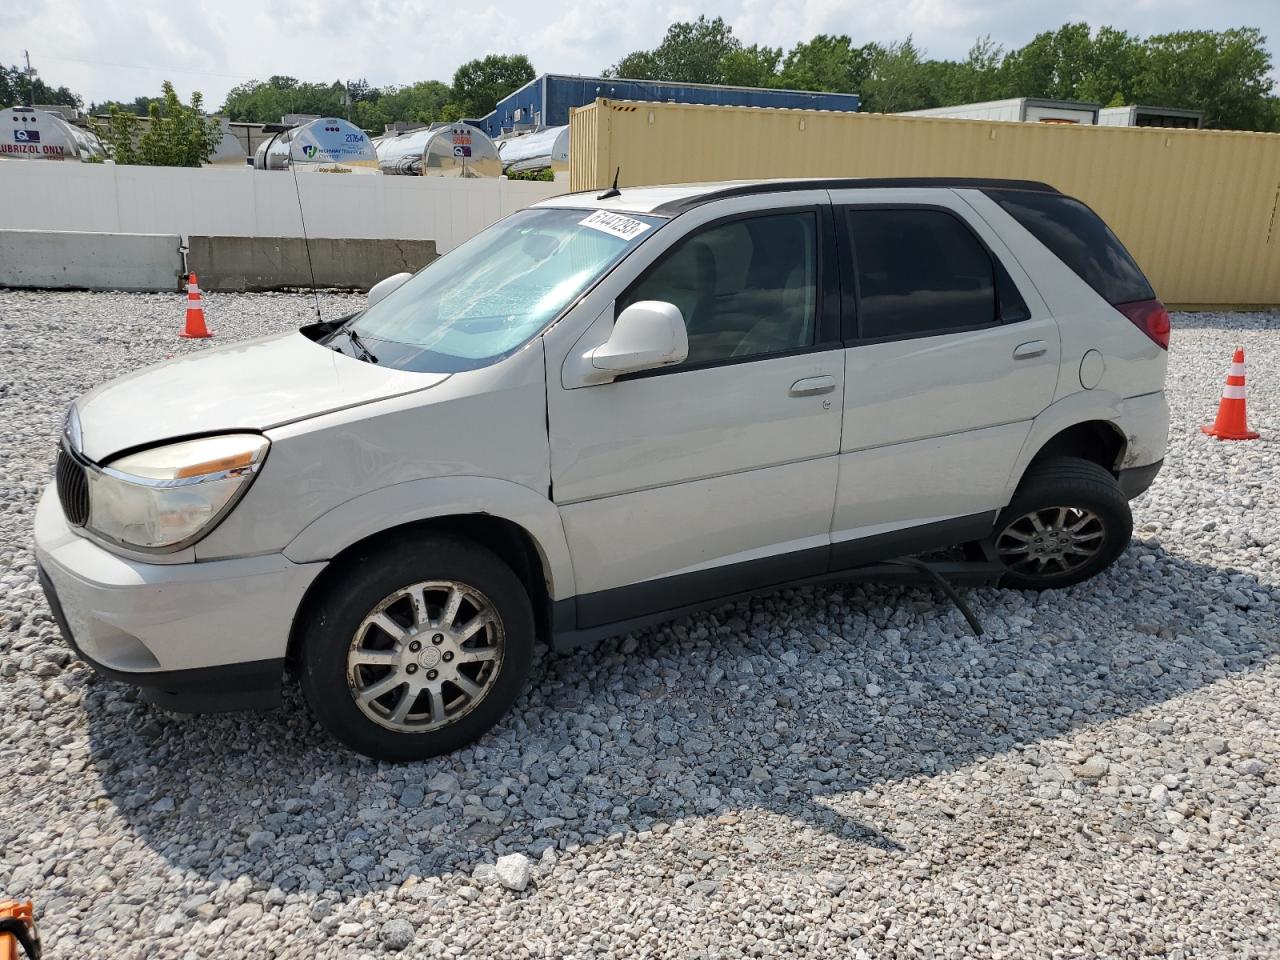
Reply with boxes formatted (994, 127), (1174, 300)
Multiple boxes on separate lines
(367, 272), (412, 309)
(591, 301), (688, 375)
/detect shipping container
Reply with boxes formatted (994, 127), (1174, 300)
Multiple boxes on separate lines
(568, 98), (1280, 307)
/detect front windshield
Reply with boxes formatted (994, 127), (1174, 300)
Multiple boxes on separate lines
(346, 207), (664, 372)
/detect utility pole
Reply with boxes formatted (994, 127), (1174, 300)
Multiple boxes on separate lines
(24, 50), (36, 106)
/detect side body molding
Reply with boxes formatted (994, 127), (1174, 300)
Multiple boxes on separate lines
(282, 476), (576, 600)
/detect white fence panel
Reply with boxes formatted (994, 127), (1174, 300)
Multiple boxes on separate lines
(0, 162), (562, 252)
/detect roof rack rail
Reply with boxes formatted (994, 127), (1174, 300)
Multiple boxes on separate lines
(652, 177), (1061, 215)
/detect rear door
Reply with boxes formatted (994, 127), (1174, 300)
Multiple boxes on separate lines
(828, 188), (1059, 566)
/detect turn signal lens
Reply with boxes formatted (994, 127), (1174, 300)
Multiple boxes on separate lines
(110, 434), (268, 481)
(174, 450), (256, 479)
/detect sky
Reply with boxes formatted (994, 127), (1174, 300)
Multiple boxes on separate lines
(5, 0), (1279, 109)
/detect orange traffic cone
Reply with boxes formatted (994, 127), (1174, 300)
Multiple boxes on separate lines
(0, 900), (39, 960)
(1202, 347), (1259, 440)
(181, 273), (212, 339)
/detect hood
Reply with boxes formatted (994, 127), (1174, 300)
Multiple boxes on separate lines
(75, 331), (448, 462)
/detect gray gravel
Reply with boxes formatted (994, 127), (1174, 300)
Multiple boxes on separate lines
(2, 290), (1279, 959)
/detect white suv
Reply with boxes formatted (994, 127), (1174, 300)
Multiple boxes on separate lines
(35, 178), (1170, 760)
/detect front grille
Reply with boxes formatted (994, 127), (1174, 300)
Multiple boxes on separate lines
(56, 447), (90, 527)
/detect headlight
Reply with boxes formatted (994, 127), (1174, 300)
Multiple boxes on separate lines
(86, 434), (269, 551)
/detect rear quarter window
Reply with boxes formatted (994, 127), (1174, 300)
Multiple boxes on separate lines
(985, 189), (1155, 305)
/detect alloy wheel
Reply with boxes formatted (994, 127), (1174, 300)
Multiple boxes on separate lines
(994, 506), (1106, 577)
(345, 580), (505, 733)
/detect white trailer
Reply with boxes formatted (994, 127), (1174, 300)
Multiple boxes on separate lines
(1098, 105), (1202, 129)
(898, 97), (1100, 125)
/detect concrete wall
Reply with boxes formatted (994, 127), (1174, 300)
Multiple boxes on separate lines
(0, 231), (440, 291)
(0, 161), (561, 254)
(187, 236), (438, 291)
(0, 230), (182, 290)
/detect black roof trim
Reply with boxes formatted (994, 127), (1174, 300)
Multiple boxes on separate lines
(652, 177), (1061, 216)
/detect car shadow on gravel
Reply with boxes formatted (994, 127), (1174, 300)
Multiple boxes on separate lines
(82, 542), (1277, 895)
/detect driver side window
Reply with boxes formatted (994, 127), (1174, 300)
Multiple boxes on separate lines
(620, 210), (818, 367)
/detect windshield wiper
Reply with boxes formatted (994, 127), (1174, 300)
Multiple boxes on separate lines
(336, 326), (379, 364)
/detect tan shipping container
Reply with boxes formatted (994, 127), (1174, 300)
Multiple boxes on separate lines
(569, 99), (1280, 308)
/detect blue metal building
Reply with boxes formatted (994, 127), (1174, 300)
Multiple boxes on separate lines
(470, 74), (861, 139)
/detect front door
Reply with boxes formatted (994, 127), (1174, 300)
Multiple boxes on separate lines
(548, 203), (845, 628)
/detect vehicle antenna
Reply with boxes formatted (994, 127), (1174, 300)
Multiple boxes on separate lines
(290, 157), (323, 324)
(596, 167), (621, 200)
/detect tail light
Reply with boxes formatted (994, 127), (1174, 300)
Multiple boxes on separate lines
(1115, 299), (1171, 350)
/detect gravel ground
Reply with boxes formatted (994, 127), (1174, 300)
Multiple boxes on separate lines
(2, 290), (1278, 959)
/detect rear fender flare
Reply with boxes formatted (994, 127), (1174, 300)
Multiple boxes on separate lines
(1004, 390), (1127, 494)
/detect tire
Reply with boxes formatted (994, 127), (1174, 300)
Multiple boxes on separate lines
(986, 457), (1133, 591)
(298, 533), (535, 761)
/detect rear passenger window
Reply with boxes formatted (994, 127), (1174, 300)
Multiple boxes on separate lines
(847, 209), (997, 340)
(986, 189), (1155, 305)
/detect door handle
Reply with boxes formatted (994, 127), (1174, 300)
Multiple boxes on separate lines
(1013, 340), (1047, 360)
(789, 376), (836, 397)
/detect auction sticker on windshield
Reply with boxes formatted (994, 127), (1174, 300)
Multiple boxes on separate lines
(579, 210), (653, 241)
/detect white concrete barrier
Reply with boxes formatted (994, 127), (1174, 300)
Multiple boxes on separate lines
(0, 230), (182, 291)
(0, 163), (562, 253)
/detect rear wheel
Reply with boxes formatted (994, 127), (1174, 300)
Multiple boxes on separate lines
(299, 534), (534, 761)
(987, 457), (1133, 591)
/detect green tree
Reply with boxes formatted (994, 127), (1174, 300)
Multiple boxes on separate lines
(94, 82), (221, 167)
(923, 37), (1005, 106)
(1135, 28), (1276, 130)
(450, 54), (535, 119)
(606, 16), (750, 85)
(861, 39), (933, 112)
(506, 167), (554, 181)
(778, 35), (875, 94)
(200, 22), (1276, 136)
(0, 64), (81, 107)
(720, 45), (783, 88)
(1073, 27), (1145, 105)
(997, 24), (1144, 106)
(89, 95), (161, 116)
(221, 75), (347, 123)
(352, 80), (452, 130)
(998, 23), (1095, 100)
(607, 50), (660, 80)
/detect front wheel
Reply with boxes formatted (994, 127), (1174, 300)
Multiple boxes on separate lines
(987, 457), (1133, 591)
(298, 533), (534, 761)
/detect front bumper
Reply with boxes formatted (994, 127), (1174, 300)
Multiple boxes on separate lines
(33, 486), (325, 713)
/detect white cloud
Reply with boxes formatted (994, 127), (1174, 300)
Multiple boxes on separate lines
(4, 0), (1276, 108)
